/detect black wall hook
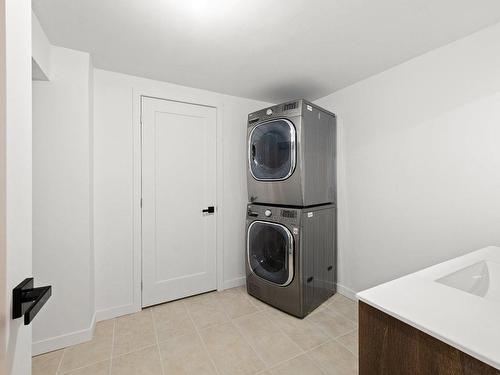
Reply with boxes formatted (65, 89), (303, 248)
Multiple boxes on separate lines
(12, 278), (52, 325)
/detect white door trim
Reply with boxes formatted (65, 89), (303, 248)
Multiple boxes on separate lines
(131, 88), (225, 313)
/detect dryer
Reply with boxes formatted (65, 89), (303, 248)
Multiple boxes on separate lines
(247, 99), (336, 207)
(246, 203), (336, 318)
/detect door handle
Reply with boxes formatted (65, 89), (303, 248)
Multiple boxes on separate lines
(202, 206), (215, 214)
(12, 278), (52, 325)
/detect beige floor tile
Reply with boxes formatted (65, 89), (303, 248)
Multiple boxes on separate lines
(215, 287), (258, 319)
(59, 321), (113, 373)
(184, 292), (229, 329)
(267, 308), (330, 351)
(234, 311), (303, 368)
(200, 322), (265, 375)
(32, 349), (64, 375)
(113, 309), (156, 357)
(94, 319), (115, 339)
(152, 299), (197, 343)
(158, 332), (216, 375)
(308, 340), (358, 375)
(245, 293), (277, 313)
(326, 295), (358, 323)
(336, 330), (358, 357)
(111, 346), (162, 375)
(308, 302), (330, 317)
(61, 360), (110, 375)
(307, 308), (356, 339)
(269, 354), (324, 375)
(234, 285), (247, 293)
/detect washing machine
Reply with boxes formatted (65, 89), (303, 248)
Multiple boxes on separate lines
(247, 99), (336, 207)
(246, 203), (336, 318)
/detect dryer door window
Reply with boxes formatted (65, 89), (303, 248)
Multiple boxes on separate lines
(247, 221), (294, 286)
(249, 119), (296, 181)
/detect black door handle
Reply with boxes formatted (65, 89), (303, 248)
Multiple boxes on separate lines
(12, 278), (52, 325)
(202, 206), (215, 213)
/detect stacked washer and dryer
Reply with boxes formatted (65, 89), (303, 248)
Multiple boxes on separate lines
(245, 99), (337, 318)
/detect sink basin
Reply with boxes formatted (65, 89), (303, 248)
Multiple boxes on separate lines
(436, 260), (500, 301)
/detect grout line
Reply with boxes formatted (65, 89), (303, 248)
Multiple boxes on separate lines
(302, 351), (329, 375)
(302, 337), (358, 374)
(238, 290), (333, 372)
(107, 307), (159, 361)
(325, 306), (359, 324)
(307, 308), (358, 342)
(332, 327), (359, 357)
(230, 313), (269, 371)
(182, 298), (222, 375)
(270, 315), (328, 354)
(324, 298), (359, 324)
(302, 339), (341, 375)
(150, 307), (166, 375)
(55, 320), (117, 375)
(264, 344), (330, 375)
(109, 319), (115, 375)
(214, 289), (272, 371)
(55, 348), (66, 375)
(110, 344), (157, 361)
(57, 360), (110, 375)
(334, 327), (358, 340)
(228, 319), (268, 372)
(245, 293), (266, 311)
(259, 311), (306, 356)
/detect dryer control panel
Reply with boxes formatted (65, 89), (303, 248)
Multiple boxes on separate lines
(246, 204), (301, 225)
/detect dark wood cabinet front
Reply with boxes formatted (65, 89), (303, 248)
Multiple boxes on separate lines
(359, 301), (500, 375)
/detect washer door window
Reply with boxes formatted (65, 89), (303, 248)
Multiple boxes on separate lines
(249, 119), (296, 181)
(247, 221), (294, 286)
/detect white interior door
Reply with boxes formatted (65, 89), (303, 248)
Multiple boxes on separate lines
(141, 97), (217, 307)
(2, 1), (33, 374)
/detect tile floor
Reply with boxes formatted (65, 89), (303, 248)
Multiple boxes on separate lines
(33, 286), (358, 375)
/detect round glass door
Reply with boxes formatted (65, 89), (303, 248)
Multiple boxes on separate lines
(247, 221), (294, 286)
(249, 119), (296, 181)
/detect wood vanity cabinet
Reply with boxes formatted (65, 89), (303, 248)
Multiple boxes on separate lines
(359, 302), (500, 375)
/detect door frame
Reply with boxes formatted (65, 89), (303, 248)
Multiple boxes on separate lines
(131, 89), (225, 312)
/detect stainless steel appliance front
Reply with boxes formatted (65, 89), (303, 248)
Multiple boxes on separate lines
(245, 203), (336, 318)
(247, 99), (336, 206)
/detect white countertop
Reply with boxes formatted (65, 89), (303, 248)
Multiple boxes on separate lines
(357, 246), (500, 370)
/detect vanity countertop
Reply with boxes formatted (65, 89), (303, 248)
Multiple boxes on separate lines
(357, 246), (500, 370)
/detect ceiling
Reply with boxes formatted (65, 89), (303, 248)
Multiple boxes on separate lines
(32, 0), (500, 103)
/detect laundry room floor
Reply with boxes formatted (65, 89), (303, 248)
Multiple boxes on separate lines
(32, 286), (358, 375)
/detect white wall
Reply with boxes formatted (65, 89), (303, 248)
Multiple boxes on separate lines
(4, 0), (33, 374)
(32, 45), (95, 354)
(31, 11), (50, 81)
(93, 69), (270, 319)
(315, 23), (500, 296)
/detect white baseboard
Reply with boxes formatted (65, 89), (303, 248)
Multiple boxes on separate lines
(32, 313), (96, 356)
(32, 282), (355, 356)
(222, 276), (246, 290)
(336, 283), (358, 301)
(95, 303), (138, 322)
